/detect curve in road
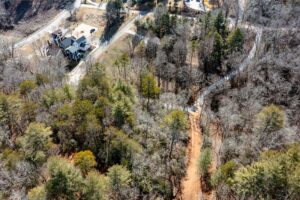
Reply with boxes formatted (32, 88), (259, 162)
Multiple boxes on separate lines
(196, 26), (262, 108)
(183, 1), (262, 199)
(67, 11), (148, 85)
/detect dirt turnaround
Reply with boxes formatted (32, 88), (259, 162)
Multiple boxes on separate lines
(181, 111), (202, 200)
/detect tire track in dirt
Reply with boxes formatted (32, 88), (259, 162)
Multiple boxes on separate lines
(181, 111), (202, 200)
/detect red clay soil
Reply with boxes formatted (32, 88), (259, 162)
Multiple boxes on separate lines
(181, 111), (203, 200)
(180, 109), (222, 200)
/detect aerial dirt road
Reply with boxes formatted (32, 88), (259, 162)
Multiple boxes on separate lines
(181, 111), (202, 200)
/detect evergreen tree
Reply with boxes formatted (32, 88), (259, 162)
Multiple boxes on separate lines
(107, 165), (132, 200)
(140, 72), (160, 109)
(0, 94), (24, 136)
(74, 150), (97, 175)
(165, 110), (188, 158)
(154, 4), (171, 37)
(227, 28), (244, 53)
(35, 74), (49, 86)
(158, 13), (171, 38)
(211, 160), (237, 187)
(112, 99), (134, 127)
(82, 171), (109, 200)
(198, 148), (212, 177)
(106, 0), (123, 27)
(73, 100), (94, 122)
(214, 10), (227, 38)
(28, 185), (46, 200)
(255, 104), (285, 133)
(204, 11), (212, 34)
(46, 157), (84, 200)
(114, 53), (130, 80)
(104, 128), (141, 167)
(209, 32), (224, 73)
(17, 122), (53, 165)
(19, 80), (36, 96)
(233, 145), (300, 199)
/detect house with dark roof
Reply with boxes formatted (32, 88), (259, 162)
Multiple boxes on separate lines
(76, 36), (91, 52)
(76, 36), (86, 45)
(52, 30), (63, 45)
(59, 36), (76, 50)
(52, 31), (91, 61)
(65, 46), (82, 61)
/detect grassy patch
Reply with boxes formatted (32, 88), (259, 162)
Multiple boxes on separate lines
(96, 35), (130, 76)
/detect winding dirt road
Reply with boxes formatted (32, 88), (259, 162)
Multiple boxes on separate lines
(181, 111), (202, 200)
(181, 1), (262, 199)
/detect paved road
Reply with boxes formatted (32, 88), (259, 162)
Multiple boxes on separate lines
(182, 2), (260, 199)
(10, 0), (146, 86)
(193, 0), (263, 110)
(81, 4), (106, 10)
(83, 0), (107, 10)
(86, 0), (100, 7)
(123, 9), (264, 113)
(14, 0), (81, 49)
(67, 12), (148, 85)
(195, 26), (262, 108)
(13, 0), (292, 103)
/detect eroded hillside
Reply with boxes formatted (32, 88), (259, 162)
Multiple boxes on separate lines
(0, 0), (75, 30)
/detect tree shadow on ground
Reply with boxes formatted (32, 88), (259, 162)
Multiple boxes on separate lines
(100, 18), (124, 44)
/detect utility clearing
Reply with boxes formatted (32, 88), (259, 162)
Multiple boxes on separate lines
(181, 111), (202, 200)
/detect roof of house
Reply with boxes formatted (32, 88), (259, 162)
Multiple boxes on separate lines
(60, 36), (76, 49)
(66, 46), (79, 54)
(52, 29), (62, 36)
(76, 36), (87, 44)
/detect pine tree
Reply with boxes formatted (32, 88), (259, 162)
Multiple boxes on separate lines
(159, 13), (171, 37)
(17, 122), (53, 165)
(233, 145), (300, 199)
(106, 0), (123, 27)
(204, 12), (212, 34)
(107, 165), (132, 199)
(46, 157), (84, 200)
(198, 148), (212, 177)
(154, 4), (171, 37)
(74, 150), (97, 175)
(255, 104), (285, 133)
(165, 110), (188, 158)
(112, 99), (134, 127)
(28, 185), (46, 200)
(214, 10), (227, 38)
(82, 171), (109, 200)
(114, 53), (129, 80)
(140, 72), (160, 109)
(210, 32), (224, 73)
(73, 100), (94, 122)
(227, 28), (244, 53)
(19, 80), (36, 96)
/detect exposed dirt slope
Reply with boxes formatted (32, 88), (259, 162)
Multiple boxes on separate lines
(0, 0), (75, 30)
(181, 111), (202, 200)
